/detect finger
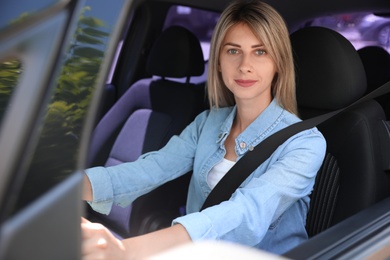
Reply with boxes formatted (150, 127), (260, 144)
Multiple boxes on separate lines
(81, 223), (102, 239)
(81, 223), (91, 239)
(81, 217), (91, 224)
(82, 236), (106, 255)
(81, 221), (106, 239)
(97, 238), (108, 249)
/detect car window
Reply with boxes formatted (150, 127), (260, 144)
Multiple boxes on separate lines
(311, 13), (390, 53)
(0, 0), (61, 31)
(6, 0), (125, 218)
(0, 58), (22, 125)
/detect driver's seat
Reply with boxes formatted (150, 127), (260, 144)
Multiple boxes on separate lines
(86, 26), (207, 238)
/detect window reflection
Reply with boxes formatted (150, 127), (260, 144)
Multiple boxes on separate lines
(0, 58), (22, 125)
(12, 4), (120, 215)
(311, 13), (390, 52)
(0, 0), (61, 31)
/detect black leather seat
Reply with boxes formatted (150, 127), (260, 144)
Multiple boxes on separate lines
(86, 26), (207, 238)
(290, 27), (390, 237)
(358, 45), (390, 119)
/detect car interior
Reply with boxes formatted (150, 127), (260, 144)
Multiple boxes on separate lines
(86, 25), (207, 237)
(290, 26), (390, 237)
(84, 0), (390, 257)
(358, 45), (390, 118)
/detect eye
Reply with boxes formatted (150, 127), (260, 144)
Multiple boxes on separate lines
(255, 49), (267, 55)
(227, 49), (239, 55)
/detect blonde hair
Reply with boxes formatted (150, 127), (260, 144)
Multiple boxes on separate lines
(207, 0), (297, 115)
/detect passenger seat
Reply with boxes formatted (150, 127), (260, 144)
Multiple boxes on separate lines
(290, 27), (390, 237)
(86, 26), (207, 238)
(358, 45), (390, 119)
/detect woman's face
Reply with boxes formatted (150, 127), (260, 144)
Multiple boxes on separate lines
(219, 22), (276, 107)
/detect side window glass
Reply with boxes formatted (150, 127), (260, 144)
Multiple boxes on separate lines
(11, 1), (124, 216)
(0, 0), (61, 31)
(0, 58), (22, 125)
(311, 13), (390, 53)
(163, 5), (220, 60)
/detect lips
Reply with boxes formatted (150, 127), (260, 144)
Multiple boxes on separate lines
(235, 79), (257, 87)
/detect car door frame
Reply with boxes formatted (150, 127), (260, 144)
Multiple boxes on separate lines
(0, 0), (133, 258)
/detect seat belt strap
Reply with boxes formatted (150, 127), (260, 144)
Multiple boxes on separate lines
(201, 80), (390, 211)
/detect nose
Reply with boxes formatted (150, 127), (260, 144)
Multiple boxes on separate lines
(239, 54), (253, 73)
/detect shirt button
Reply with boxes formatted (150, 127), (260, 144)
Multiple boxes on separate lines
(218, 133), (223, 139)
(249, 146), (254, 151)
(239, 142), (246, 149)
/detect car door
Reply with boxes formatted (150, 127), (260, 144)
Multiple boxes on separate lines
(0, 0), (130, 259)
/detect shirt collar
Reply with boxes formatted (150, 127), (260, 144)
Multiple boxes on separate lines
(217, 99), (285, 155)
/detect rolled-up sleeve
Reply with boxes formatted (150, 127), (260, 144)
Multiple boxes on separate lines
(84, 110), (211, 215)
(85, 167), (115, 214)
(84, 136), (196, 215)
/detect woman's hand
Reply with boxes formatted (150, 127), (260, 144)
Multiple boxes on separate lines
(81, 217), (191, 259)
(81, 217), (126, 260)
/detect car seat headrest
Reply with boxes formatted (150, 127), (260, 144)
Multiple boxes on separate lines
(147, 26), (205, 78)
(358, 45), (390, 94)
(291, 26), (367, 110)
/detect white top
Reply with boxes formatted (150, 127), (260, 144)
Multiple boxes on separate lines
(207, 158), (236, 189)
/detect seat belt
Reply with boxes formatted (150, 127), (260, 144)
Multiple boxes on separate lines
(200, 80), (390, 211)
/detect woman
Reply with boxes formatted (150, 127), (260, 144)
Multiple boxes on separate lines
(82, 0), (326, 259)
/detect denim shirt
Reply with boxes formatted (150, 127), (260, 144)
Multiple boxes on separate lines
(85, 99), (326, 254)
